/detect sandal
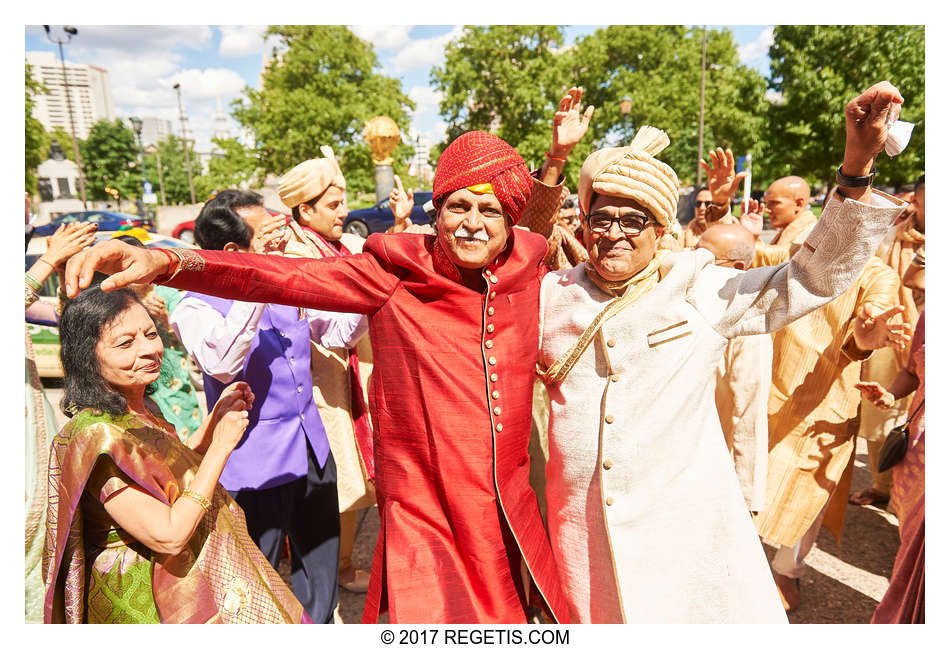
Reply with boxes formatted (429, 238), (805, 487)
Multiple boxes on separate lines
(848, 488), (890, 507)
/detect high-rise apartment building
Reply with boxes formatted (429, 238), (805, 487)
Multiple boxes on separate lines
(126, 116), (175, 147)
(26, 51), (116, 140)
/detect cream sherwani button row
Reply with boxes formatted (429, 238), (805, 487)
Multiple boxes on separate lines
(538, 191), (903, 623)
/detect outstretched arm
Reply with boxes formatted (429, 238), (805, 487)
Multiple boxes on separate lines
(65, 239), (400, 315)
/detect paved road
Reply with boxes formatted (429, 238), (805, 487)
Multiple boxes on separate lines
(42, 379), (899, 624)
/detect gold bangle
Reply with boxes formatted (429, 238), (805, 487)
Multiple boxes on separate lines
(181, 488), (212, 511)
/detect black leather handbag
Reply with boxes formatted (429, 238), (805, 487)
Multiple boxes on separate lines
(877, 399), (925, 473)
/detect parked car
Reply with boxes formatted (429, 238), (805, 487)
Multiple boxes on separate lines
(25, 231), (195, 378)
(172, 209), (288, 245)
(343, 191), (433, 238)
(172, 219), (197, 244)
(32, 210), (155, 237)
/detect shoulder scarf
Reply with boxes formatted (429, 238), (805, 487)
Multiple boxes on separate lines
(542, 249), (669, 385)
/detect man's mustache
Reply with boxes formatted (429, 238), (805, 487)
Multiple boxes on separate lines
(453, 226), (490, 242)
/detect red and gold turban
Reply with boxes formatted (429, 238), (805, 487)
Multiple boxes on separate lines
(432, 131), (532, 224)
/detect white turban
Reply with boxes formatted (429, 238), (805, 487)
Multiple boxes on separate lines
(577, 125), (680, 227)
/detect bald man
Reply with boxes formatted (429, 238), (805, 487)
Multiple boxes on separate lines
(697, 224), (771, 513)
(755, 176), (817, 266)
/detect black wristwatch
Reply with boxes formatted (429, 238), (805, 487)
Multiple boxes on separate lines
(836, 165), (876, 187)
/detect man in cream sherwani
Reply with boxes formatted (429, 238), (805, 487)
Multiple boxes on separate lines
(537, 82), (909, 623)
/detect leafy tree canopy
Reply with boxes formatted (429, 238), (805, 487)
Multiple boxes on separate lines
(194, 137), (263, 200)
(233, 25), (415, 196)
(764, 25), (924, 187)
(25, 63), (48, 194)
(79, 119), (140, 201)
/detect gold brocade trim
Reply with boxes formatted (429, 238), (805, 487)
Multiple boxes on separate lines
(176, 249), (206, 273)
(647, 330), (693, 348)
(541, 250), (669, 386)
(25, 328), (49, 555)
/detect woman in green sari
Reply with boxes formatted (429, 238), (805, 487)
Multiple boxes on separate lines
(44, 287), (309, 624)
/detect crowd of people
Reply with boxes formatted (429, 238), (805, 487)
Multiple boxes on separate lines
(25, 80), (924, 624)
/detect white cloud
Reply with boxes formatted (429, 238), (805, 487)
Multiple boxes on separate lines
(350, 25), (413, 51)
(390, 26), (464, 74)
(738, 27), (774, 64)
(30, 25), (213, 61)
(218, 25), (268, 57)
(408, 86), (443, 114)
(163, 68), (248, 101)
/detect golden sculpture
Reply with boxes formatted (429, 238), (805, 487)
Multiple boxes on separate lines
(363, 116), (401, 166)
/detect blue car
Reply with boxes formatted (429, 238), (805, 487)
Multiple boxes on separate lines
(343, 191), (433, 238)
(32, 210), (155, 237)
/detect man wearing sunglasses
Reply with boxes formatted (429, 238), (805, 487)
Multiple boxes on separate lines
(536, 82), (910, 623)
(682, 186), (715, 248)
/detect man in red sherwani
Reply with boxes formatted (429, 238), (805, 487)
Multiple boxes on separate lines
(65, 128), (585, 623)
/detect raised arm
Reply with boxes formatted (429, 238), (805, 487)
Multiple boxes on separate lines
(520, 87), (594, 239)
(692, 82), (909, 338)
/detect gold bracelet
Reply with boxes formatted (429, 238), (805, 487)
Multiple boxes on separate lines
(181, 488), (212, 511)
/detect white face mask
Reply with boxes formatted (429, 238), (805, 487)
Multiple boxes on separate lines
(884, 104), (915, 157)
(453, 225), (490, 242)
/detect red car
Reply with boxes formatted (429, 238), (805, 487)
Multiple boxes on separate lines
(172, 209), (288, 245)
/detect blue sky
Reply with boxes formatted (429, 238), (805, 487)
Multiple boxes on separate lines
(25, 25), (774, 156)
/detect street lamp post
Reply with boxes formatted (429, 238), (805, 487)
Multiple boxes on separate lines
(129, 116), (147, 218)
(43, 25), (87, 210)
(146, 144), (167, 205)
(173, 83), (197, 204)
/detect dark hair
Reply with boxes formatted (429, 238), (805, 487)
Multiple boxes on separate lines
(194, 189), (262, 250)
(113, 234), (145, 247)
(291, 194), (321, 222)
(60, 287), (153, 416)
(914, 174), (925, 192)
(561, 197), (575, 209)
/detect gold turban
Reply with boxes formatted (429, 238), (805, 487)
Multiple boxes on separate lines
(577, 126), (680, 227)
(278, 146), (346, 209)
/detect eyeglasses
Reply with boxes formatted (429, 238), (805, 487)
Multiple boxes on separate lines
(587, 213), (654, 235)
(694, 200), (713, 208)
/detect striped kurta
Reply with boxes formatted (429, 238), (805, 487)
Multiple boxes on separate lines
(755, 256), (901, 547)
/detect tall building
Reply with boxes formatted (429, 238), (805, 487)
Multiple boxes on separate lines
(213, 97), (231, 142)
(126, 116), (175, 147)
(27, 51), (115, 139)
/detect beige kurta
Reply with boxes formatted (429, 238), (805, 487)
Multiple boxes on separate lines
(754, 256), (901, 548)
(858, 216), (924, 444)
(754, 211), (818, 267)
(538, 191), (903, 623)
(715, 334), (772, 513)
(284, 224), (376, 511)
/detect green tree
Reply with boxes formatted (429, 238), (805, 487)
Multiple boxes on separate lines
(569, 26), (768, 188)
(233, 25), (415, 196)
(25, 63), (48, 194)
(430, 26), (569, 172)
(80, 119), (140, 201)
(194, 137), (263, 198)
(764, 25), (924, 187)
(146, 135), (196, 204)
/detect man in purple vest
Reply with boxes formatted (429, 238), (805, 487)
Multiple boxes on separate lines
(170, 190), (366, 623)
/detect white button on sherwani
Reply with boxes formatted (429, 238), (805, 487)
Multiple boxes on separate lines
(538, 191), (905, 623)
